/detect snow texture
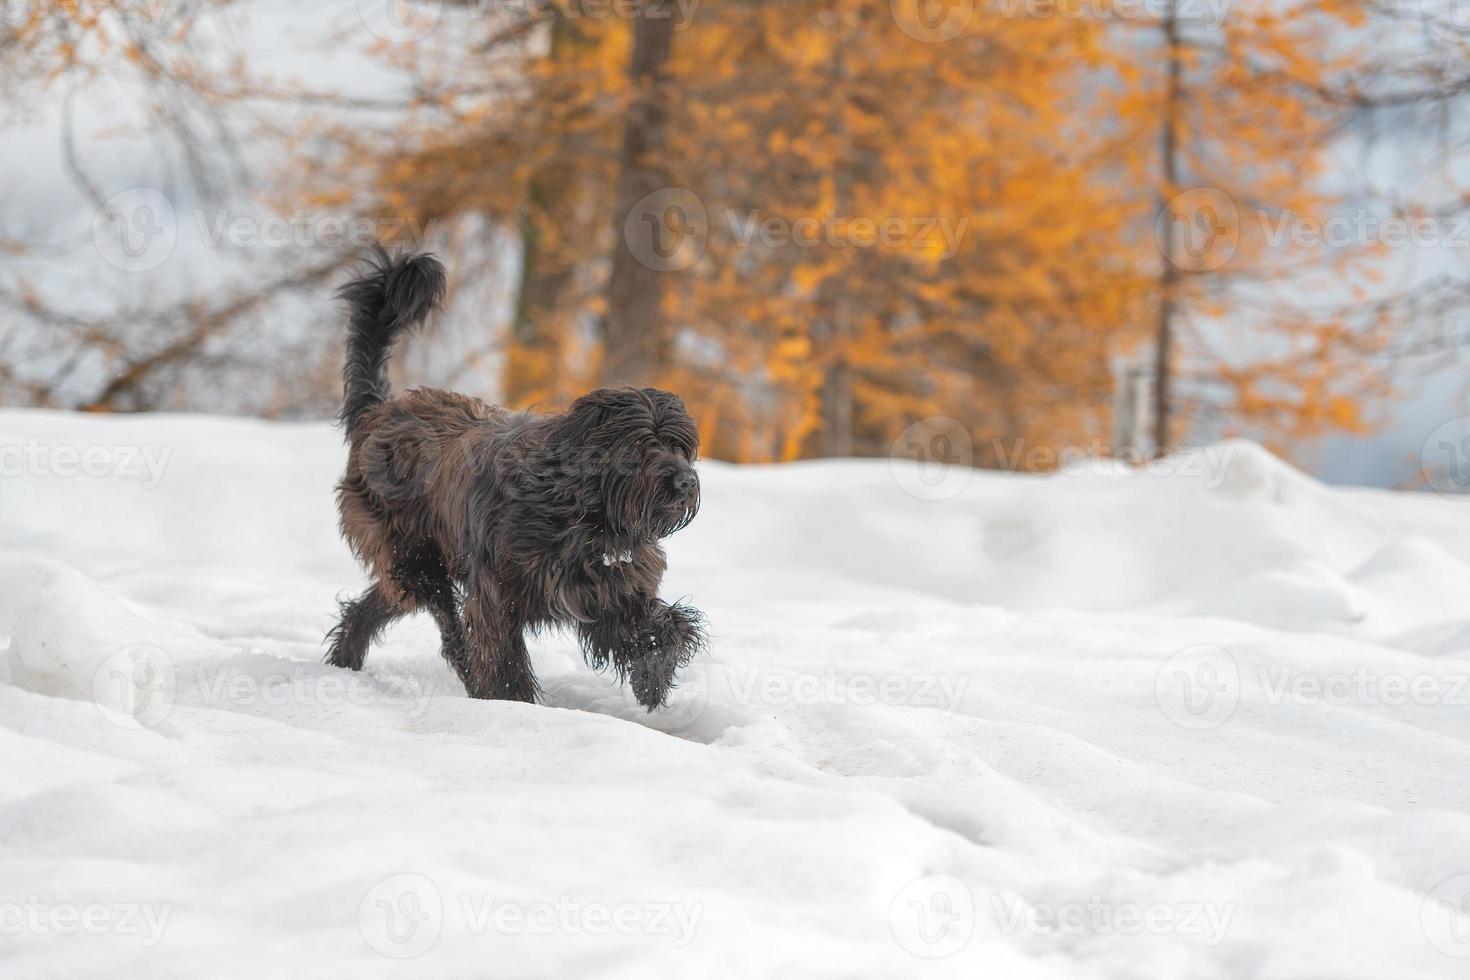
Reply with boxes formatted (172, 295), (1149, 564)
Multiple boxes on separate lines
(2, 410), (1470, 978)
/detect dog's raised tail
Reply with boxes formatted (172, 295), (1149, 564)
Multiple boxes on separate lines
(338, 245), (447, 434)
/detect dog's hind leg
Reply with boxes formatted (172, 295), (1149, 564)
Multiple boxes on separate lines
(422, 583), (472, 691)
(325, 582), (403, 671)
(389, 543), (473, 689)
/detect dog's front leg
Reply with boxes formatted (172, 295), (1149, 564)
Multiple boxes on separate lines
(578, 597), (706, 711)
(461, 570), (539, 703)
(629, 599), (707, 711)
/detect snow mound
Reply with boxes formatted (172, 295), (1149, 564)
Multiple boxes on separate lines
(1214, 559), (1369, 632)
(0, 556), (207, 720)
(2, 409), (1470, 979)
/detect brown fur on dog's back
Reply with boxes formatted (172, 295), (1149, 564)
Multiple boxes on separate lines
(337, 389), (502, 605)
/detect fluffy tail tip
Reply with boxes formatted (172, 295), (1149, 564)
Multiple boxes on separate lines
(341, 244), (448, 333)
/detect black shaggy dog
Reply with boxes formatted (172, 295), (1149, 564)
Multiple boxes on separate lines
(325, 247), (706, 710)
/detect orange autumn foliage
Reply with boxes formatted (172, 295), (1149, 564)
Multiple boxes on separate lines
(198, 1), (1433, 461)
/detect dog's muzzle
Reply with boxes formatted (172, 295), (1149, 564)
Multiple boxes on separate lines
(669, 464), (698, 502)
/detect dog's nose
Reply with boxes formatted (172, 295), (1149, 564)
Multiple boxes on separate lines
(671, 468), (697, 497)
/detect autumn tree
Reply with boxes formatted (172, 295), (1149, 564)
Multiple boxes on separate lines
(13, 0), (1448, 465)
(1121, 0), (1467, 451)
(323, 0), (1152, 461)
(0, 0), (355, 414)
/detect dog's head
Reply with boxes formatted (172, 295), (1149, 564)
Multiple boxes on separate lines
(555, 387), (701, 540)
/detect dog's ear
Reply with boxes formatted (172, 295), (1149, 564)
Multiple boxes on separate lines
(642, 388), (700, 455)
(564, 388), (623, 432)
(558, 388), (643, 454)
(640, 388), (686, 417)
(569, 388), (616, 411)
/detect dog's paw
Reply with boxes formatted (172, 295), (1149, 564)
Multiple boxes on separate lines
(629, 652), (679, 711)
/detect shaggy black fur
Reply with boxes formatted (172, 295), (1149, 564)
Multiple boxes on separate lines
(325, 246), (706, 710)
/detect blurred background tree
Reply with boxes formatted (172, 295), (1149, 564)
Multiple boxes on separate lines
(0, 0), (358, 412)
(0, 0), (1466, 478)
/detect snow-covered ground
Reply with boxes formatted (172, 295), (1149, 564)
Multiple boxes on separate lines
(3, 410), (1470, 978)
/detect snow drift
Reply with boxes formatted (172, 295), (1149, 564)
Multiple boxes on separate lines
(2, 409), (1470, 979)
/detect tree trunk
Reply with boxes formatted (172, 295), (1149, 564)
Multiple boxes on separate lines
(820, 12), (855, 457)
(1153, 0), (1183, 456)
(507, 187), (577, 407)
(506, 9), (585, 408)
(821, 358), (854, 456)
(601, 0), (676, 388)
